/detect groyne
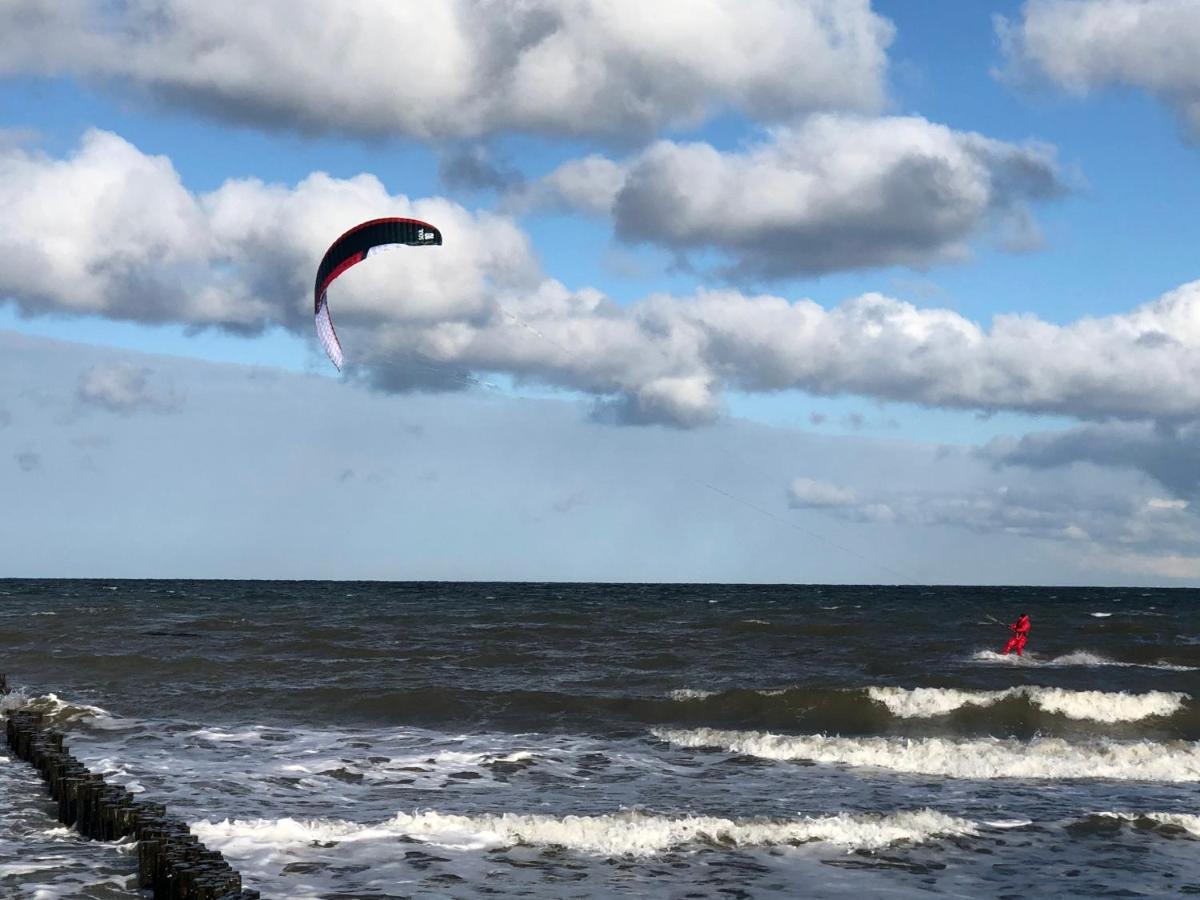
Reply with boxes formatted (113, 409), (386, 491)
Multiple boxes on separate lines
(2, 677), (259, 899)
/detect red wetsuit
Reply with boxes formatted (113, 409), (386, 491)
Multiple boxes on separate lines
(1002, 615), (1031, 656)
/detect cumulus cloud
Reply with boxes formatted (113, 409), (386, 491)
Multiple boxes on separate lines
(983, 420), (1200, 499)
(512, 116), (1068, 278)
(76, 362), (182, 414)
(0, 128), (540, 334)
(0, 0), (892, 139)
(6, 129), (1200, 428)
(999, 0), (1200, 136)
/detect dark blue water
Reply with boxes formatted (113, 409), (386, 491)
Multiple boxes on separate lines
(3, 580), (1199, 898)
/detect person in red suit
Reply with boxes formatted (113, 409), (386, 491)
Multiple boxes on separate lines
(1002, 614), (1031, 656)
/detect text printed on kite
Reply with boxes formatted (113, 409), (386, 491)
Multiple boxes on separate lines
(313, 217), (442, 371)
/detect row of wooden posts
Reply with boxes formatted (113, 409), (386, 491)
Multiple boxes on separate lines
(2, 675), (260, 899)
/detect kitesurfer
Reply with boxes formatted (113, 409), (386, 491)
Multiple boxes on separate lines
(1002, 613), (1031, 656)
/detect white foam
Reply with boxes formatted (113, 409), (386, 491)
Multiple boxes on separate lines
(1090, 612), (1113, 618)
(866, 686), (1188, 723)
(970, 649), (1197, 671)
(192, 807), (978, 857)
(653, 728), (1200, 782)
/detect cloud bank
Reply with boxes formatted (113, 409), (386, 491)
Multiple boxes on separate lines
(2, 130), (1199, 428)
(787, 474), (1200, 577)
(0, 0), (892, 139)
(984, 420), (1200, 500)
(8, 329), (1195, 583)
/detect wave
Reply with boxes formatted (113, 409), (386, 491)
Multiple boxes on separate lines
(192, 808), (978, 857)
(866, 686), (1188, 723)
(1089, 812), (1200, 838)
(0, 690), (131, 731)
(970, 649), (1197, 671)
(652, 728), (1200, 782)
(663, 684), (1191, 730)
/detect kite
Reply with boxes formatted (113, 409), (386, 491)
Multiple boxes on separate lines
(313, 217), (442, 370)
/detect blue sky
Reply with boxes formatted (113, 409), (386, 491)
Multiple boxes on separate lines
(3, 0), (1200, 582)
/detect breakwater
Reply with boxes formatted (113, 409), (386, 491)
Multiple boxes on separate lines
(3, 677), (259, 899)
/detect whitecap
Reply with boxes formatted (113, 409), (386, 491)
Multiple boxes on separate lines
(866, 686), (1188, 723)
(192, 807), (979, 858)
(653, 728), (1200, 782)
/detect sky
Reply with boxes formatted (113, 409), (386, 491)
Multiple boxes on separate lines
(2, 0), (1199, 583)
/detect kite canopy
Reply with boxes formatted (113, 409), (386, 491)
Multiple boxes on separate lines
(313, 217), (442, 370)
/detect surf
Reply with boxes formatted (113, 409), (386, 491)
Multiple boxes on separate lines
(652, 728), (1200, 782)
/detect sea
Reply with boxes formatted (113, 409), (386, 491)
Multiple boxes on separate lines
(1, 580), (1199, 899)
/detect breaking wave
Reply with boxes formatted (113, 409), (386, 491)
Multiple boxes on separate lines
(0, 690), (134, 735)
(866, 686), (1188, 723)
(652, 728), (1200, 782)
(192, 808), (978, 857)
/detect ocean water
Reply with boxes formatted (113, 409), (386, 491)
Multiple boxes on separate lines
(1, 580), (1199, 899)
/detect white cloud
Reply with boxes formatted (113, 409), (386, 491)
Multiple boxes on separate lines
(513, 116), (1067, 277)
(999, 0), (1200, 136)
(0, 0), (892, 139)
(5, 130), (1200, 429)
(0, 129), (540, 333)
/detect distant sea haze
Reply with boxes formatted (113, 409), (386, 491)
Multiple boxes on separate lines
(3, 580), (1199, 897)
